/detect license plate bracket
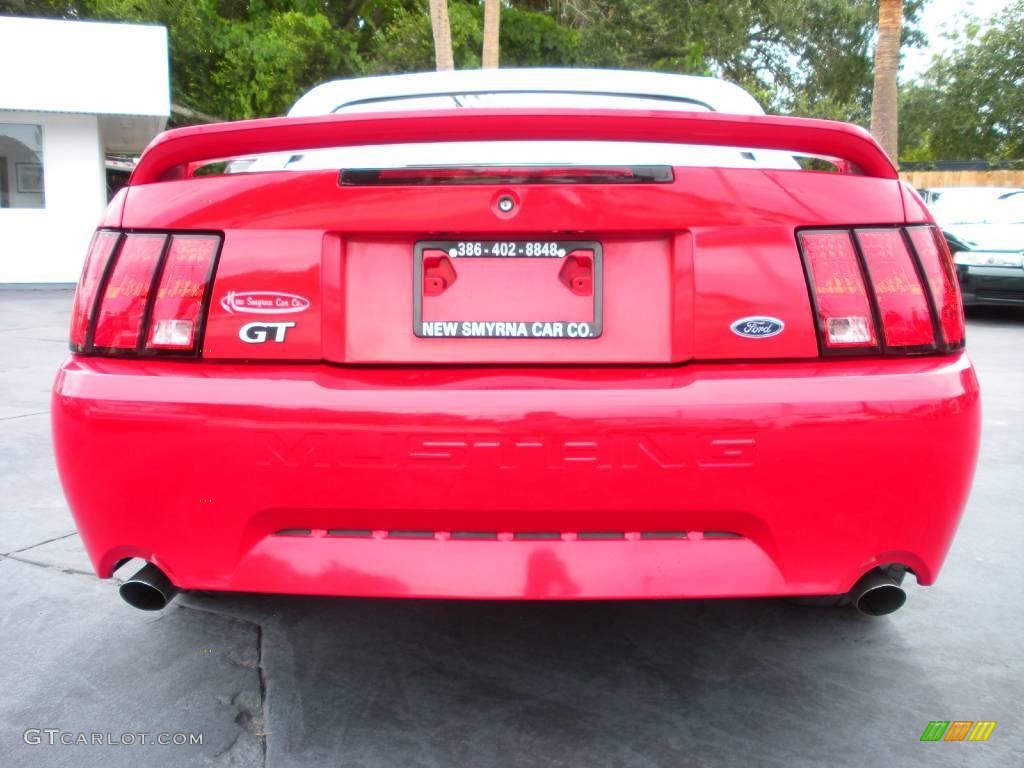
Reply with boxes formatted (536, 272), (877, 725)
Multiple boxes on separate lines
(413, 240), (603, 339)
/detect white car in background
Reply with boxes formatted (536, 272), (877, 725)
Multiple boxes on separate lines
(920, 187), (1024, 306)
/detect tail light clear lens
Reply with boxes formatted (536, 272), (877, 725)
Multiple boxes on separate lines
(906, 226), (965, 347)
(70, 229), (221, 357)
(825, 316), (873, 345)
(854, 229), (934, 348)
(798, 230), (878, 349)
(69, 230), (120, 348)
(800, 224), (965, 356)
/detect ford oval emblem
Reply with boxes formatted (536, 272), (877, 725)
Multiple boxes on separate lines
(730, 316), (785, 339)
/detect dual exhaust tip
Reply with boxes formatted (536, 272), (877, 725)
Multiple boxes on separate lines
(117, 562), (907, 615)
(119, 562), (179, 611)
(847, 569), (907, 616)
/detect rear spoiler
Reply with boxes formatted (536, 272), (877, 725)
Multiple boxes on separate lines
(131, 108), (897, 185)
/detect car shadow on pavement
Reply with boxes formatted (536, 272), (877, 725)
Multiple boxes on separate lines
(183, 592), (964, 768)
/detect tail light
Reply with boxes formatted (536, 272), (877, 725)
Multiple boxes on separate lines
(799, 230), (878, 350)
(855, 229), (934, 349)
(69, 230), (221, 356)
(69, 230), (120, 348)
(906, 226), (966, 347)
(92, 234), (165, 349)
(799, 224), (964, 356)
(147, 235), (220, 350)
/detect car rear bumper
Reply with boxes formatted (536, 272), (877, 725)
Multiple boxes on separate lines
(958, 265), (1024, 305)
(52, 354), (981, 600)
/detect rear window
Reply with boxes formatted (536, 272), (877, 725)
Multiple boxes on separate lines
(197, 91), (833, 177)
(330, 91), (714, 114)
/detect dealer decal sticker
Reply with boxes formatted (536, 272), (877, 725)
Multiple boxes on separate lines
(221, 291), (310, 315)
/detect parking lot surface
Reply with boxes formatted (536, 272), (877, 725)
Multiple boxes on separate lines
(1, 289), (1021, 767)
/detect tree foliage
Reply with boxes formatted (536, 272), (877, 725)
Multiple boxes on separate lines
(901, 0), (1024, 162)
(2, 0), (928, 124)
(372, 1), (579, 72)
(8, 0), (1019, 165)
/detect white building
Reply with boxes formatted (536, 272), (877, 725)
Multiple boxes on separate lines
(0, 16), (169, 283)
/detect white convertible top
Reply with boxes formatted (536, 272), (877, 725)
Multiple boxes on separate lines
(233, 69), (797, 173)
(288, 68), (766, 117)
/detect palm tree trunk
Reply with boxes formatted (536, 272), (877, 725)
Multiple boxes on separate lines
(428, 0), (454, 71)
(870, 0), (903, 164)
(482, 0), (501, 69)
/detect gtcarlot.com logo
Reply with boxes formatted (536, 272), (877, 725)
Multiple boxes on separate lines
(23, 729), (203, 746)
(921, 721), (997, 742)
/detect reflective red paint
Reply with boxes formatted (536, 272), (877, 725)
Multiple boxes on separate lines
(53, 354), (980, 598)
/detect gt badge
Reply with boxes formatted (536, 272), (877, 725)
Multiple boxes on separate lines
(730, 317), (784, 339)
(239, 322), (295, 344)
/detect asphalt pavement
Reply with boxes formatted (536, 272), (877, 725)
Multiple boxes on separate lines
(1, 288), (1021, 768)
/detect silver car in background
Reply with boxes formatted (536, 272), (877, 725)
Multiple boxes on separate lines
(921, 187), (1024, 306)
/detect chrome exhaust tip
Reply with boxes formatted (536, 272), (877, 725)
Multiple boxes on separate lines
(119, 563), (179, 611)
(849, 570), (907, 616)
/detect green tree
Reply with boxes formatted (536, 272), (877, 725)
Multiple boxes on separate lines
(5, 0), (369, 120)
(371, 0), (578, 72)
(1, 0), (928, 126)
(901, 0), (1024, 161)
(563, 0), (923, 123)
(372, 0), (480, 71)
(499, 7), (579, 66)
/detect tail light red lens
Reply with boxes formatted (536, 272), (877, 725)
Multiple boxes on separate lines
(854, 229), (934, 348)
(69, 230), (120, 348)
(798, 230), (878, 350)
(70, 229), (221, 357)
(146, 235), (220, 350)
(906, 226), (965, 347)
(800, 224), (964, 356)
(92, 234), (166, 349)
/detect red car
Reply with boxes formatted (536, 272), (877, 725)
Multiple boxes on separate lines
(52, 70), (980, 616)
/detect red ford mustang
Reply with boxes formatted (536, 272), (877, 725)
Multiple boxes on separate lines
(52, 70), (980, 616)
